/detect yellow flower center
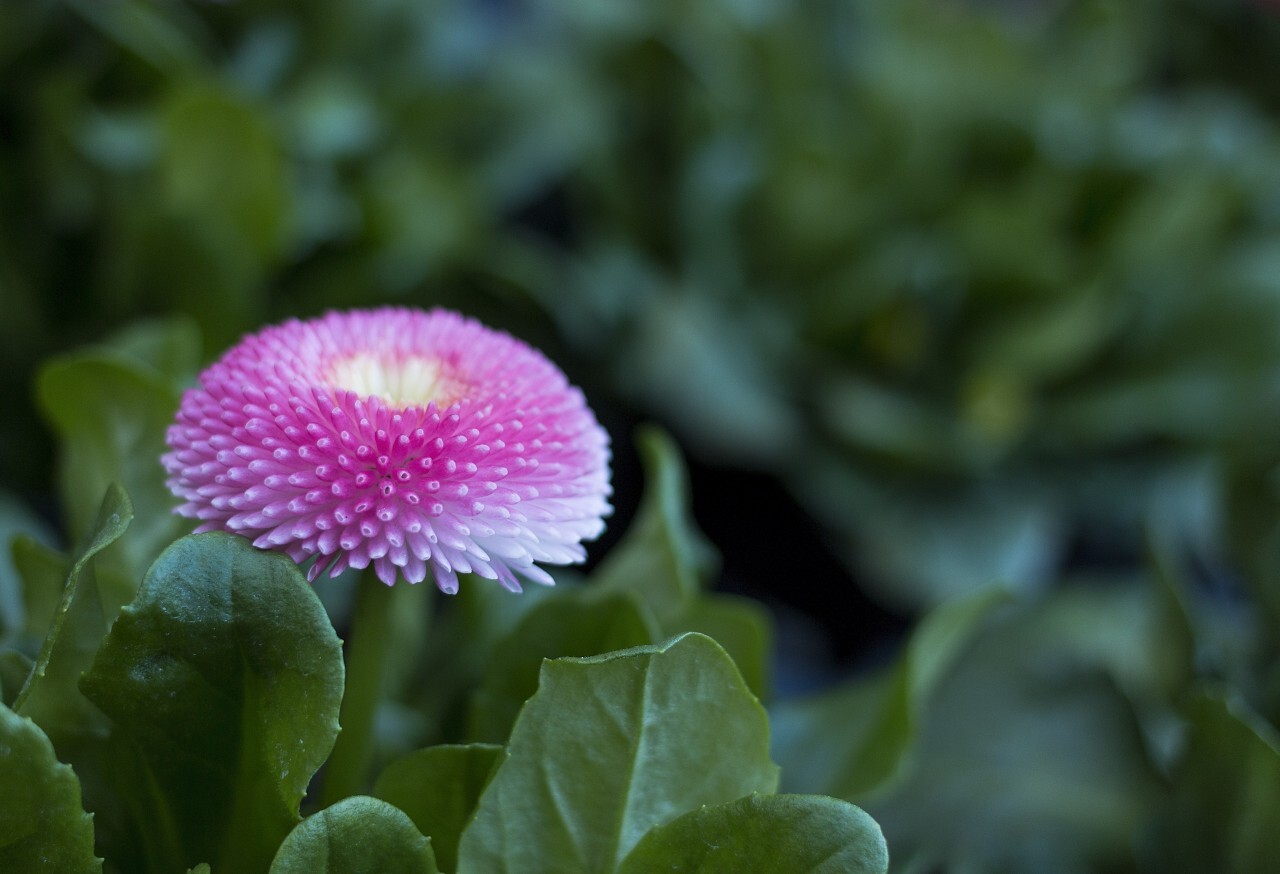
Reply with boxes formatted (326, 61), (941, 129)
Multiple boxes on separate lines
(328, 353), (467, 409)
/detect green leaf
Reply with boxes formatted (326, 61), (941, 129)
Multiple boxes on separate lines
(773, 588), (1005, 798)
(270, 796), (439, 874)
(13, 484), (133, 745)
(465, 591), (658, 743)
(617, 794), (888, 874)
(271, 798), (440, 874)
(0, 703), (101, 873)
(678, 593), (773, 701)
(373, 744), (503, 874)
(80, 532), (344, 874)
(592, 427), (718, 622)
(457, 633), (779, 873)
(36, 353), (184, 590)
(862, 593), (1165, 872)
(186, 866), (211, 874)
(1152, 689), (1280, 873)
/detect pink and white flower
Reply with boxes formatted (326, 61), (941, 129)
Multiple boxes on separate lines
(163, 307), (611, 593)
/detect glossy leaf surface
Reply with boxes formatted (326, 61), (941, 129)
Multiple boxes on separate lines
(0, 703), (100, 873)
(270, 796), (439, 874)
(618, 794), (888, 874)
(457, 633), (779, 873)
(80, 532), (344, 873)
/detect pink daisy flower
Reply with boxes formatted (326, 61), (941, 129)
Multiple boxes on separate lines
(163, 307), (612, 593)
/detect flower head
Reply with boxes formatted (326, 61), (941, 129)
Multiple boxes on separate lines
(163, 307), (612, 593)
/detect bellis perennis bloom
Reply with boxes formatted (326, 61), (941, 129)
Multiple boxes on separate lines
(163, 308), (612, 593)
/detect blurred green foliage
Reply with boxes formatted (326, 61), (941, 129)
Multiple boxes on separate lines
(7, 0), (1280, 870)
(6, 0), (1280, 608)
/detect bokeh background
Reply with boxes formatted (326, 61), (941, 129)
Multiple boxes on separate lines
(6, 0), (1280, 869)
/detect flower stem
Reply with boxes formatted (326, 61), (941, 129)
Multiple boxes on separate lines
(320, 568), (403, 807)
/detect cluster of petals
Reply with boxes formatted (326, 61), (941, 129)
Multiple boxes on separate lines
(163, 307), (612, 593)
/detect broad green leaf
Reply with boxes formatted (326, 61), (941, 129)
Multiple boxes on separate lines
(679, 593), (773, 700)
(592, 427), (718, 622)
(37, 353), (184, 590)
(186, 866), (211, 874)
(80, 532), (344, 874)
(270, 796), (439, 874)
(373, 744), (503, 874)
(0, 703), (100, 873)
(1151, 689), (1280, 872)
(457, 633), (779, 873)
(773, 588), (1005, 798)
(14, 484), (133, 745)
(465, 591), (658, 742)
(617, 794), (888, 874)
(863, 593), (1165, 872)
